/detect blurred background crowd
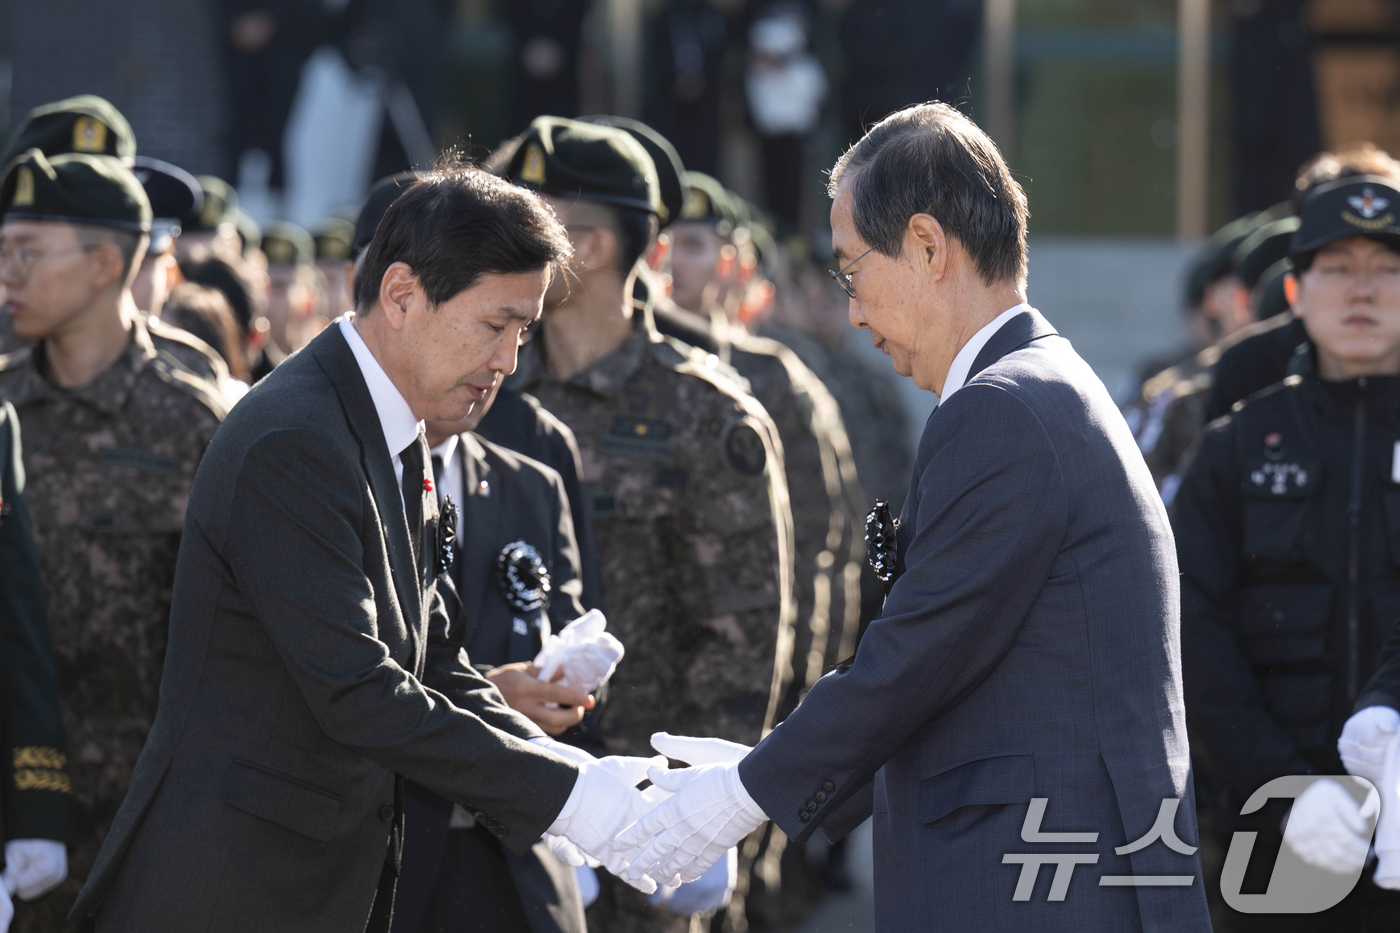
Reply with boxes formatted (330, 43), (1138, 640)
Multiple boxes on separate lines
(8, 1), (1400, 932)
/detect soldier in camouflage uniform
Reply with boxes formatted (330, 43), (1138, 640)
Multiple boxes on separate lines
(501, 116), (794, 933)
(0, 150), (226, 931)
(2, 399), (73, 921)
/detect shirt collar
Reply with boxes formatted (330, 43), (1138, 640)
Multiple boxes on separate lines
(339, 314), (423, 458)
(429, 433), (459, 473)
(940, 303), (1031, 403)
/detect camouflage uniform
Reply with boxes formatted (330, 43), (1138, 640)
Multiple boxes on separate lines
(146, 313), (230, 385)
(0, 317), (225, 931)
(508, 325), (794, 933)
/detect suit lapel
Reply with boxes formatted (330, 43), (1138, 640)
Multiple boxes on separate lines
(967, 308), (1059, 384)
(308, 327), (423, 642)
(458, 433), (504, 652)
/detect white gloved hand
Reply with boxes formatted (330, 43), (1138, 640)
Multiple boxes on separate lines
(1282, 778), (1378, 874)
(650, 733), (753, 768)
(2, 839), (67, 900)
(1372, 733), (1400, 890)
(647, 846), (738, 915)
(0, 881), (12, 933)
(546, 753), (667, 894)
(534, 609), (625, 694)
(1339, 705), (1400, 785)
(615, 734), (766, 886)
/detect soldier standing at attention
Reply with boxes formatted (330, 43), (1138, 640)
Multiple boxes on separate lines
(1, 399), (71, 929)
(0, 150), (226, 931)
(500, 117), (794, 932)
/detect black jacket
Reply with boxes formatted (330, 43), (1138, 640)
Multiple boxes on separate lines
(1174, 367), (1400, 802)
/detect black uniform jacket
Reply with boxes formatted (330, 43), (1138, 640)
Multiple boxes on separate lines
(0, 398), (70, 844)
(1175, 365), (1400, 803)
(70, 325), (578, 933)
(395, 433), (591, 933)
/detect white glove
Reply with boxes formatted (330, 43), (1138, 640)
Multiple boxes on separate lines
(3, 839), (67, 900)
(1339, 705), (1400, 785)
(534, 609), (624, 694)
(616, 734), (766, 885)
(0, 882), (12, 933)
(1373, 733), (1400, 890)
(545, 753), (668, 894)
(1282, 778), (1378, 875)
(648, 846), (738, 915)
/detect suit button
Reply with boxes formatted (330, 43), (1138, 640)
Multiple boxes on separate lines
(814, 791), (827, 803)
(494, 826), (509, 838)
(821, 781), (835, 793)
(805, 800), (818, 812)
(379, 804), (395, 821)
(798, 810), (810, 823)
(474, 811), (487, 822)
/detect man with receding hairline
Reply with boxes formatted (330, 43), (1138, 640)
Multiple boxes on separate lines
(615, 102), (1211, 932)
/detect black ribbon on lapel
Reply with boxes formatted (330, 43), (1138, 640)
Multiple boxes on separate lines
(865, 499), (900, 596)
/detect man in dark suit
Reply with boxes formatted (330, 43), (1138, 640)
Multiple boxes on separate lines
(393, 386), (597, 933)
(617, 103), (1212, 931)
(70, 165), (664, 933)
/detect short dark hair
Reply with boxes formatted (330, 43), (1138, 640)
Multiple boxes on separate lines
(828, 102), (1028, 287)
(610, 206), (656, 274)
(1293, 144), (1400, 210)
(161, 282), (247, 382)
(357, 160), (572, 311)
(180, 247), (262, 335)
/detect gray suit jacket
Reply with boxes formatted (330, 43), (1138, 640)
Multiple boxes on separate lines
(71, 325), (578, 932)
(740, 310), (1209, 932)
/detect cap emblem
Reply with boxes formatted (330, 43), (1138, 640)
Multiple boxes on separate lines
(72, 116), (107, 153)
(682, 189), (710, 221)
(520, 144), (547, 185)
(12, 167), (34, 208)
(1342, 186), (1396, 230)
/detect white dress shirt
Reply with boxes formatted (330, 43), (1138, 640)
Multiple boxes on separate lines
(429, 434), (465, 544)
(939, 303), (1032, 403)
(338, 315), (423, 505)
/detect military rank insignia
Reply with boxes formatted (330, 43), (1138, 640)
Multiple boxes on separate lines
(720, 416), (767, 476)
(13, 167), (34, 208)
(866, 499), (900, 592)
(497, 540), (551, 612)
(436, 495), (458, 577)
(72, 116), (108, 153)
(520, 144), (547, 185)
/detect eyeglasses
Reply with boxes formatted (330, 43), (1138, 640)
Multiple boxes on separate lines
(828, 243), (884, 300)
(0, 245), (99, 284)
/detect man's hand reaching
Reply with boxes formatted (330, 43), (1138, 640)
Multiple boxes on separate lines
(488, 662), (594, 735)
(615, 733), (767, 887)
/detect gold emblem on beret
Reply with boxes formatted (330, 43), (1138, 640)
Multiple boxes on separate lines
(264, 237), (297, 265)
(12, 167), (35, 208)
(520, 144), (547, 186)
(72, 116), (108, 153)
(681, 189), (710, 221)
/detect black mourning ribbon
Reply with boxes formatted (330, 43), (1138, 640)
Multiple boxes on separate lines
(865, 499), (900, 596)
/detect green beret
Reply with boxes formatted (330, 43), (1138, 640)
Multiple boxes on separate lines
(0, 95), (136, 168)
(191, 175), (237, 231)
(579, 115), (686, 226)
(1, 148), (151, 233)
(261, 220), (313, 266)
(506, 116), (660, 215)
(313, 217), (356, 262)
(678, 172), (742, 236)
(231, 207), (262, 255)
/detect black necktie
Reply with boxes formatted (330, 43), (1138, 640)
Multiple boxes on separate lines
(400, 436), (426, 573)
(431, 453), (445, 501)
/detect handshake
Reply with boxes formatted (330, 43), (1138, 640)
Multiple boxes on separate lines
(535, 732), (771, 895)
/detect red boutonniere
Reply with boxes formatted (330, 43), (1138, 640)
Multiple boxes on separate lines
(424, 478), (434, 493)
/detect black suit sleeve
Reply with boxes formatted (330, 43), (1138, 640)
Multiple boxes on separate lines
(1171, 419), (1311, 794)
(227, 428), (577, 852)
(0, 401), (70, 843)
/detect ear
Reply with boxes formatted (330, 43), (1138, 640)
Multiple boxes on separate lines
(907, 213), (949, 281)
(90, 241), (127, 290)
(378, 262), (421, 331)
(574, 227), (618, 273)
(1284, 273), (1299, 310)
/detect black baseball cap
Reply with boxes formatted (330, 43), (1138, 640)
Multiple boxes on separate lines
(1290, 176), (1400, 256)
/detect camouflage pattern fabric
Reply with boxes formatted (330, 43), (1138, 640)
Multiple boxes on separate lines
(146, 313), (231, 386)
(0, 317), (224, 932)
(510, 325), (794, 933)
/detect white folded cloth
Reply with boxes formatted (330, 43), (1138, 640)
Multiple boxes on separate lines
(1373, 732), (1400, 890)
(1339, 705), (1400, 786)
(3, 839), (67, 900)
(534, 609), (624, 693)
(1282, 778), (1378, 875)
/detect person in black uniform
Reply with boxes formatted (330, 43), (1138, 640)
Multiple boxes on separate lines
(393, 385), (596, 933)
(1173, 175), (1400, 931)
(1, 399), (71, 924)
